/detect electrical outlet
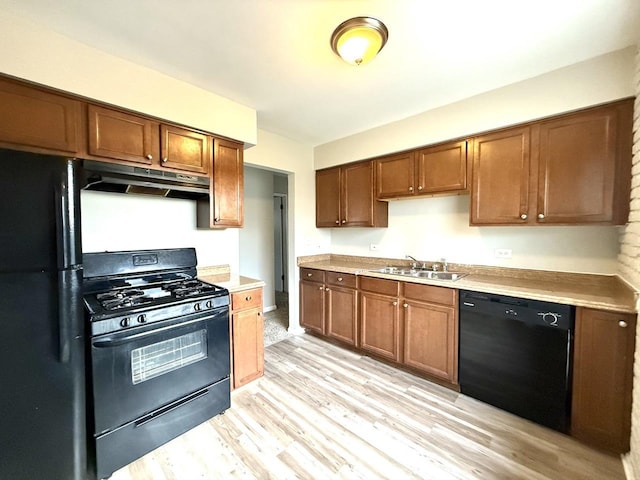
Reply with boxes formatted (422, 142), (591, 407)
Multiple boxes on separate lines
(494, 248), (512, 259)
(369, 243), (379, 251)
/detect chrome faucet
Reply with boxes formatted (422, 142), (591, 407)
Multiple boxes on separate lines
(406, 255), (426, 269)
(442, 257), (448, 272)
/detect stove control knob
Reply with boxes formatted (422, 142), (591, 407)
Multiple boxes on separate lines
(137, 314), (147, 324)
(120, 317), (130, 328)
(194, 303), (202, 312)
(205, 300), (213, 309)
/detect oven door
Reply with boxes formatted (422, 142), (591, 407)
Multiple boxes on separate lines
(90, 307), (229, 434)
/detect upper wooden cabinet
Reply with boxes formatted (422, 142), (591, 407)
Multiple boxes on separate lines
(471, 100), (633, 226)
(160, 124), (210, 175)
(376, 140), (469, 199)
(0, 77), (82, 155)
(470, 127), (531, 224)
(210, 138), (243, 228)
(88, 105), (158, 165)
(88, 104), (211, 176)
(316, 161), (388, 228)
(571, 307), (635, 453)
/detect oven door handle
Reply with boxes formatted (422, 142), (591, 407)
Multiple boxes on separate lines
(92, 313), (216, 348)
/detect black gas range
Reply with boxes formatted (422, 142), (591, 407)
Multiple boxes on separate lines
(83, 248), (231, 479)
(84, 270), (229, 335)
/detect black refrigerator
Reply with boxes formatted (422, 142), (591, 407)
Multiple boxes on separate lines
(0, 149), (86, 479)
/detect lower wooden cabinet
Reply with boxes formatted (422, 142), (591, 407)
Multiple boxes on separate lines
(300, 276), (325, 335)
(325, 273), (358, 346)
(402, 283), (458, 383)
(300, 270), (459, 386)
(359, 277), (401, 362)
(571, 307), (636, 453)
(230, 287), (264, 389)
(300, 269), (358, 346)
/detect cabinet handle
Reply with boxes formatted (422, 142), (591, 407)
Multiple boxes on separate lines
(162, 157), (168, 163)
(337, 277), (343, 282)
(146, 154), (153, 160)
(619, 320), (628, 328)
(325, 287), (330, 291)
(335, 220), (340, 224)
(409, 186), (414, 192)
(403, 303), (408, 308)
(392, 301), (398, 306)
(245, 296), (252, 301)
(318, 286), (324, 290)
(257, 312), (262, 316)
(538, 213), (545, 220)
(418, 185), (423, 190)
(520, 214), (528, 220)
(214, 217), (220, 222)
(341, 220), (346, 224)
(307, 273), (313, 277)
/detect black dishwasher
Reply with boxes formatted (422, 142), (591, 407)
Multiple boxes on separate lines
(458, 290), (574, 432)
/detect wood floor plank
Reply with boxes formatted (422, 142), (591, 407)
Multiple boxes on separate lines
(111, 334), (625, 480)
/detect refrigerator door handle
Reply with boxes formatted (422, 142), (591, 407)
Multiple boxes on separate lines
(55, 160), (83, 364)
(55, 160), (82, 269)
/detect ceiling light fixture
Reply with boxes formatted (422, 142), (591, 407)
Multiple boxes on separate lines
(330, 17), (388, 66)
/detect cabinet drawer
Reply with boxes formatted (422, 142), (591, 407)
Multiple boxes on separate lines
(300, 268), (325, 283)
(360, 276), (400, 296)
(326, 272), (356, 288)
(403, 282), (455, 306)
(231, 288), (263, 312)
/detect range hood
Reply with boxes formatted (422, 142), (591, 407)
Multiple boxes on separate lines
(82, 160), (209, 200)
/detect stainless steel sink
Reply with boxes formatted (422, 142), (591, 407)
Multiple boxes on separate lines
(368, 267), (466, 281)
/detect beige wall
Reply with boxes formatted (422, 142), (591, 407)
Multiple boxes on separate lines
(0, 10), (257, 145)
(315, 48), (636, 274)
(623, 46), (640, 479)
(244, 129), (326, 331)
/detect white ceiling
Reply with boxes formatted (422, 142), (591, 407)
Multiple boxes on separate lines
(2, 0), (639, 146)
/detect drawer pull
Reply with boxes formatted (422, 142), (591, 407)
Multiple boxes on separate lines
(319, 286), (323, 290)
(403, 303), (408, 308)
(337, 277), (343, 282)
(619, 320), (628, 328)
(325, 287), (330, 291)
(245, 296), (252, 301)
(392, 301), (398, 306)
(307, 273), (313, 277)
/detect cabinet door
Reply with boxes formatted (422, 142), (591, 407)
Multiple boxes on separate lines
(359, 291), (401, 362)
(88, 105), (158, 165)
(342, 161), (381, 227)
(0, 78), (82, 155)
(537, 106), (617, 224)
(375, 152), (415, 199)
(212, 138), (243, 227)
(403, 300), (457, 383)
(316, 167), (341, 227)
(416, 140), (468, 194)
(300, 280), (325, 335)
(470, 127), (531, 225)
(160, 124), (210, 175)
(326, 286), (358, 346)
(232, 308), (264, 388)
(572, 308), (635, 453)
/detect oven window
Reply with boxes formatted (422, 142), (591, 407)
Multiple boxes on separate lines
(131, 330), (208, 385)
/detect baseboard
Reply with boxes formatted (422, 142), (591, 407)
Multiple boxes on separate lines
(287, 326), (305, 335)
(623, 453), (635, 480)
(263, 304), (277, 313)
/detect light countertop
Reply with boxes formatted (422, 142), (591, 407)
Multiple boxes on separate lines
(197, 265), (264, 293)
(297, 255), (638, 314)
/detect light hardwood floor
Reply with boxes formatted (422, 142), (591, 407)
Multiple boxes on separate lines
(111, 334), (624, 480)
